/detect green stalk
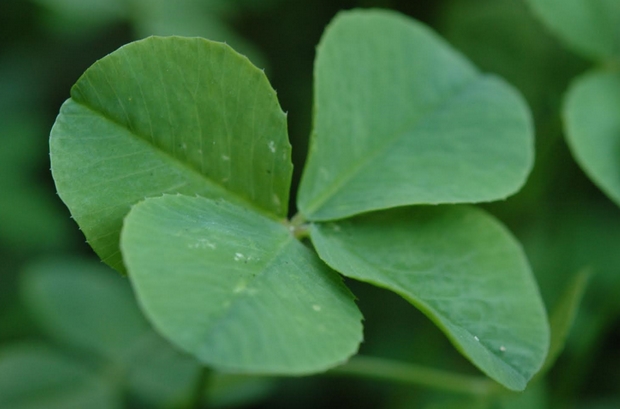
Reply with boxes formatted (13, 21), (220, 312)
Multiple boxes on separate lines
(288, 213), (310, 240)
(191, 367), (211, 409)
(329, 356), (500, 396)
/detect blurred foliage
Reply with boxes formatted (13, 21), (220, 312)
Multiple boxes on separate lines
(0, 0), (619, 408)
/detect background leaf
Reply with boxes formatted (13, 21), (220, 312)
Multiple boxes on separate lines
(50, 36), (292, 271)
(297, 9), (533, 221)
(525, 0), (620, 61)
(20, 258), (203, 408)
(498, 379), (548, 409)
(130, 0), (269, 68)
(0, 343), (121, 409)
(310, 206), (549, 391)
(564, 71), (620, 207)
(205, 373), (276, 408)
(34, 0), (126, 30)
(519, 201), (620, 402)
(121, 194), (363, 374)
(438, 0), (587, 123)
(540, 269), (590, 375)
(121, 332), (204, 408)
(21, 259), (149, 359)
(0, 112), (71, 253)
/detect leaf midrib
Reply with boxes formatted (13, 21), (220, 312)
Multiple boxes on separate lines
(302, 74), (482, 219)
(72, 99), (281, 222)
(314, 226), (530, 383)
(197, 230), (294, 365)
(362, 264), (529, 383)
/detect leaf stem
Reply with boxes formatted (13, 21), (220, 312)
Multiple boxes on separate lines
(290, 212), (307, 227)
(289, 213), (310, 240)
(329, 356), (501, 396)
(191, 366), (211, 409)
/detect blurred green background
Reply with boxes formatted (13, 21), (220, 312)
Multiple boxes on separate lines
(1, 0), (618, 408)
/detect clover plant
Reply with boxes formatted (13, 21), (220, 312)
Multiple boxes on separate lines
(526, 0), (620, 208)
(49, 9), (550, 393)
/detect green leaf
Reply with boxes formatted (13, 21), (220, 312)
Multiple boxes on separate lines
(0, 343), (121, 409)
(205, 373), (276, 408)
(438, 0), (587, 121)
(0, 112), (71, 252)
(525, 0), (620, 61)
(121, 194), (363, 374)
(131, 0), (267, 69)
(123, 332), (204, 408)
(499, 378), (548, 409)
(21, 259), (150, 360)
(310, 206), (549, 391)
(20, 258), (203, 408)
(50, 36), (292, 271)
(540, 270), (590, 375)
(563, 71), (620, 207)
(297, 9), (533, 221)
(33, 0), (127, 28)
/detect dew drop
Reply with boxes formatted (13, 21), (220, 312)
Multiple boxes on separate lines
(500, 346), (506, 352)
(268, 141), (276, 153)
(312, 305), (321, 312)
(474, 336), (480, 342)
